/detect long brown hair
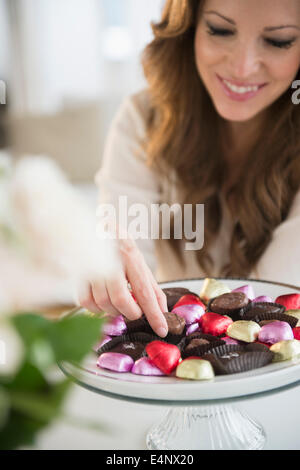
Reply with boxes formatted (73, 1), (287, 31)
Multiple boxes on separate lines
(142, 0), (300, 278)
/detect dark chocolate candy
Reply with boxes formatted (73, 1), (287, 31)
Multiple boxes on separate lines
(181, 333), (225, 359)
(208, 292), (249, 320)
(163, 287), (191, 311)
(240, 302), (286, 319)
(163, 312), (186, 336)
(204, 343), (274, 375)
(109, 341), (146, 361)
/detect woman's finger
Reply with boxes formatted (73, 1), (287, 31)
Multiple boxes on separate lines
(91, 279), (121, 317)
(125, 253), (168, 337)
(106, 272), (143, 321)
(78, 282), (103, 313)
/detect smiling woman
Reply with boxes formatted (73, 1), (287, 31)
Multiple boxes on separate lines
(81, 0), (300, 338)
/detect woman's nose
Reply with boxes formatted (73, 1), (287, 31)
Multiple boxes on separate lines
(228, 42), (261, 80)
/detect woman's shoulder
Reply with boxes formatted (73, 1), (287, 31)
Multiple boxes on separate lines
(113, 89), (152, 134)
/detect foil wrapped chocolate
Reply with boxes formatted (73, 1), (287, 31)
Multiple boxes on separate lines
(176, 359), (215, 381)
(226, 320), (261, 343)
(103, 315), (127, 337)
(146, 341), (181, 375)
(132, 357), (165, 376)
(270, 340), (300, 362)
(97, 352), (134, 372)
(258, 321), (294, 345)
(200, 312), (233, 336)
(232, 284), (255, 301)
(199, 278), (231, 304)
(172, 304), (205, 325)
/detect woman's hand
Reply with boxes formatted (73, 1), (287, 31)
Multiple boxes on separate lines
(78, 237), (168, 338)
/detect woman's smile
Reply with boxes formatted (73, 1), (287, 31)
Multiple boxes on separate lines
(216, 73), (268, 102)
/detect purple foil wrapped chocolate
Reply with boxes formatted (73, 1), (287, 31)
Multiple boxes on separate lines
(222, 336), (241, 345)
(132, 357), (165, 376)
(253, 295), (273, 303)
(186, 323), (201, 336)
(103, 315), (127, 336)
(97, 352), (134, 372)
(258, 321), (294, 345)
(172, 304), (204, 325)
(93, 335), (112, 352)
(232, 285), (255, 301)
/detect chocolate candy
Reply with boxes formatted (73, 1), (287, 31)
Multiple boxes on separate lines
(293, 328), (300, 340)
(286, 310), (300, 327)
(146, 341), (181, 374)
(176, 359), (215, 381)
(109, 341), (146, 361)
(163, 287), (190, 310)
(232, 285), (255, 301)
(186, 323), (201, 335)
(222, 336), (241, 345)
(185, 338), (210, 351)
(163, 312), (186, 335)
(181, 332), (224, 358)
(200, 312), (233, 336)
(172, 304), (204, 325)
(226, 321), (261, 343)
(275, 294), (300, 311)
(173, 294), (205, 310)
(204, 343), (274, 374)
(253, 296), (273, 303)
(103, 315), (127, 336)
(132, 357), (165, 376)
(270, 340), (300, 362)
(97, 352), (134, 372)
(240, 302), (286, 320)
(200, 278), (231, 304)
(208, 292), (249, 320)
(94, 335), (112, 352)
(258, 321), (294, 345)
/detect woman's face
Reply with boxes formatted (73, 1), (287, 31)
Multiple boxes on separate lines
(195, 0), (300, 122)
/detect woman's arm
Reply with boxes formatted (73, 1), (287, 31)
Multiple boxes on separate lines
(79, 92), (169, 337)
(250, 189), (300, 287)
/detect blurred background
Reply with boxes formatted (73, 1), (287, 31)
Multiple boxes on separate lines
(0, 0), (163, 311)
(0, 0), (163, 180)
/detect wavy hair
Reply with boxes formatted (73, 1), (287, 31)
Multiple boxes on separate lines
(142, 0), (300, 277)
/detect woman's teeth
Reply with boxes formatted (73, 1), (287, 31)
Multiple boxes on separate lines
(223, 79), (259, 94)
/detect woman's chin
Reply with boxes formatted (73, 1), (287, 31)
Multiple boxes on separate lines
(213, 101), (263, 123)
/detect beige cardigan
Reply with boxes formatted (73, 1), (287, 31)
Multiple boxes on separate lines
(96, 91), (300, 287)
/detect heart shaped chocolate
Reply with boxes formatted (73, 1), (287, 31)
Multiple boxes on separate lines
(200, 312), (233, 336)
(270, 340), (300, 362)
(275, 294), (300, 310)
(226, 320), (261, 343)
(293, 327), (300, 340)
(173, 294), (205, 310)
(146, 341), (181, 374)
(176, 359), (215, 381)
(258, 321), (294, 345)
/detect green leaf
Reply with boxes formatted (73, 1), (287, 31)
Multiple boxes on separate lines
(12, 314), (50, 349)
(48, 314), (103, 363)
(7, 362), (49, 392)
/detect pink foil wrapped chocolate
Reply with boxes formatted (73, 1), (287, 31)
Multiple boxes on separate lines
(172, 304), (205, 325)
(186, 323), (201, 336)
(103, 315), (127, 336)
(132, 357), (165, 376)
(222, 336), (241, 345)
(97, 352), (134, 372)
(258, 321), (294, 345)
(253, 295), (273, 303)
(93, 335), (112, 352)
(232, 285), (255, 301)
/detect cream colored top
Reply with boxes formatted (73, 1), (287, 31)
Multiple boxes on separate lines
(96, 91), (300, 287)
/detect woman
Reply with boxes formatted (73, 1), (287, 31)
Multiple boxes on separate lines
(80, 0), (300, 337)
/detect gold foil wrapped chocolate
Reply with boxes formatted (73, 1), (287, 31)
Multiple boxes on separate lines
(226, 320), (261, 343)
(200, 278), (231, 304)
(176, 359), (215, 381)
(285, 310), (300, 327)
(270, 340), (300, 362)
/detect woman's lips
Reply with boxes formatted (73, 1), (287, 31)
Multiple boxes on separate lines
(216, 74), (268, 102)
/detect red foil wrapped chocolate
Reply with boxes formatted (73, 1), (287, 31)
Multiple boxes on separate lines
(199, 312), (233, 337)
(146, 341), (181, 375)
(173, 294), (206, 310)
(275, 294), (300, 310)
(293, 327), (300, 340)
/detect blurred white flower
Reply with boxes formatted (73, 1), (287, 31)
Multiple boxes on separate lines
(0, 318), (24, 377)
(0, 155), (119, 311)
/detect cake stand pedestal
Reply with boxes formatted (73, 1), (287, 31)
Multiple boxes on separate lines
(146, 405), (265, 450)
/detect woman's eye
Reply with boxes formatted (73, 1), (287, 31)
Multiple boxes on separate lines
(265, 38), (296, 49)
(207, 25), (234, 37)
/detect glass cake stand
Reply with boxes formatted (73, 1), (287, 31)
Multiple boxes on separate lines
(60, 278), (300, 450)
